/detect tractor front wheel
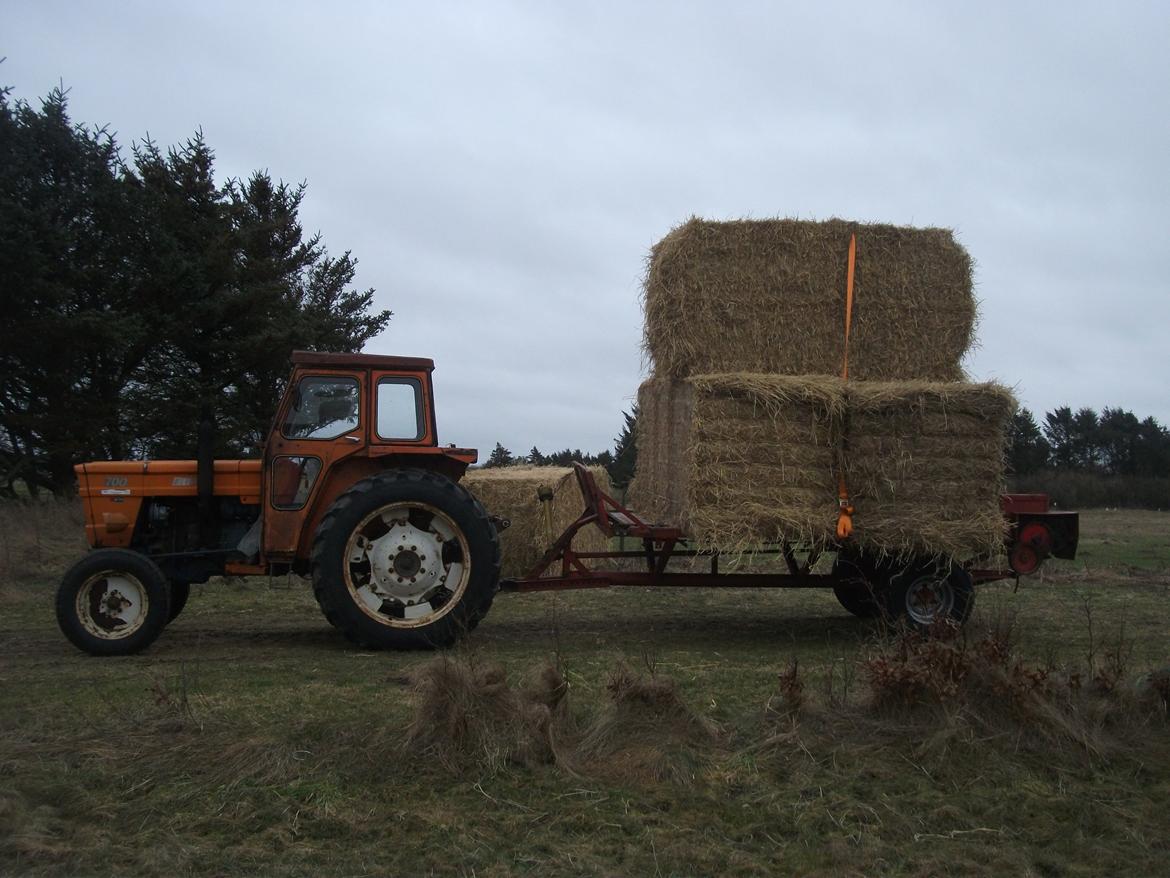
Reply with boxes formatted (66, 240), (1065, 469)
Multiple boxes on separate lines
(56, 549), (172, 656)
(168, 581), (191, 623)
(310, 469), (501, 649)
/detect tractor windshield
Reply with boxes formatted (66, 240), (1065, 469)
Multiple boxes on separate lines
(282, 376), (360, 439)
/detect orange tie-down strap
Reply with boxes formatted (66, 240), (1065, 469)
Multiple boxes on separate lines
(836, 234), (856, 541)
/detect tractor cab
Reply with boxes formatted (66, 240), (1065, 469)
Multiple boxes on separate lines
(257, 351), (477, 565)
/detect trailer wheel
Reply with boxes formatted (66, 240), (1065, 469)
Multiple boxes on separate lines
(832, 584), (882, 618)
(168, 581), (191, 623)
(56, 549), (172, 656)
(311, 469), (501, 649)
(885, 561), (974, 628)
(830, 552), (887, 618)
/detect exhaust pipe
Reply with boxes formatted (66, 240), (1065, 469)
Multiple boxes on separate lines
(197, 408), (216, 549)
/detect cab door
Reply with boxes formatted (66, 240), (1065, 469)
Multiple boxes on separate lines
(262, 370), (365, 560)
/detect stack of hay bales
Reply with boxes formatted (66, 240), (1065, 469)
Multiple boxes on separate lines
(629, 217), (1014, 560)
(462, 466), (612, 577)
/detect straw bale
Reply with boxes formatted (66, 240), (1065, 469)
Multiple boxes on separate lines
(643, 217), (975, 381)
(627, 374), (844, 552)
(845, 380), (1016, 560)
(628, 374), (1014, 559)
(462, 466), (611, 577)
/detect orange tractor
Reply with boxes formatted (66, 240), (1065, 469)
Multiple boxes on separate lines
(61, 351), (500, 655)
(58, 351), (1079, 655)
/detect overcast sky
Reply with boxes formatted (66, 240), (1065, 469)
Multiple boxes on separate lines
(6, 1), (1169, 457)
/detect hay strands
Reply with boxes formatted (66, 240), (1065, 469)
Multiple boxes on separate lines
(497, 464), (1034, 595)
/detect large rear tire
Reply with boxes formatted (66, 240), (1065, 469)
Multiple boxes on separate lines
(310, 469), (500, 649)
(56, 549), (172, 656)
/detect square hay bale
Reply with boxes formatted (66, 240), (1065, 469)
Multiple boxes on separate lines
(627, 373), (845, 552)
(845, 381), (1016, 560)
(461, 466), (611, 577)
(643, 217), (976, 381)
(628, 374), (1015, 560)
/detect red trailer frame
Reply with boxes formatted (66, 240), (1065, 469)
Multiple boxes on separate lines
(499, 464), (1078, 594)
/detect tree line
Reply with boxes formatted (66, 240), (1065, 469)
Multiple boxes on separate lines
(0, 85), (390, 496)
(1010, 406), (1168, 508)
(483, 408), (639, 489)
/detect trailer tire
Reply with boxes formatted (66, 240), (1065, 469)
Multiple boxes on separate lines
(168, 581), (191, 623)
(885, 561), (974, 628)
(832, 584), (882, 618)
(56, 549), (172, 656)
(831, 552), (886, 618)
(311, 469), (500, 650)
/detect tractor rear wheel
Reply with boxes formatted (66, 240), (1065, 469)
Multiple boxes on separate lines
(310, 469), (500, 649)
(56, 549), (172, 656)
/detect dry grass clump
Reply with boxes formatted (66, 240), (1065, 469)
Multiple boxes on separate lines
(401, 655), (720, 784)
(0, 498), (86, 585)
(401, 656), (570, 772)
(629, 374), (1013, 558)
(0, 787), (67, 861)
(643, 217), (975, 381)
(462, 466), (611, 577)
(574, 662), (722, 785)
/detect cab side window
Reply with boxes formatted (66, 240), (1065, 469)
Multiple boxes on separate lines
(281, 377), (360, 440)
(377, 378), (423, 440)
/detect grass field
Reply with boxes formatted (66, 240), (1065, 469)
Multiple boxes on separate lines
(1, 506), (1168, 876)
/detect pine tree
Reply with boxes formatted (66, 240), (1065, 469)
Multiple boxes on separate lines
(124, 134), (390, 458)
(1007, 408), (1049, 475)
(608, 406), (638, 488)
(0, 83), (391, 491)
(0, 87), (147, 494)
(485, 442), (513, 468)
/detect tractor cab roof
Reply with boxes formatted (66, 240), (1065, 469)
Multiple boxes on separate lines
(290, 350), (435, 372)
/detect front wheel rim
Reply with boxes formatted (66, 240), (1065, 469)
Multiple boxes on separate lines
(343, 502), (471, 629)
(76, 571), (150, 639)
(904, 574), (955, 625)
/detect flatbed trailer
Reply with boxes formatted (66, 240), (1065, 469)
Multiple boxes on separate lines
(500, 465), (1079, 626)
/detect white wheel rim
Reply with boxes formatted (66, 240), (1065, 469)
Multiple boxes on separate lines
(76, 571), (149, 639)
(343, 502), (471, 629)
(904, 573), (955, 625)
